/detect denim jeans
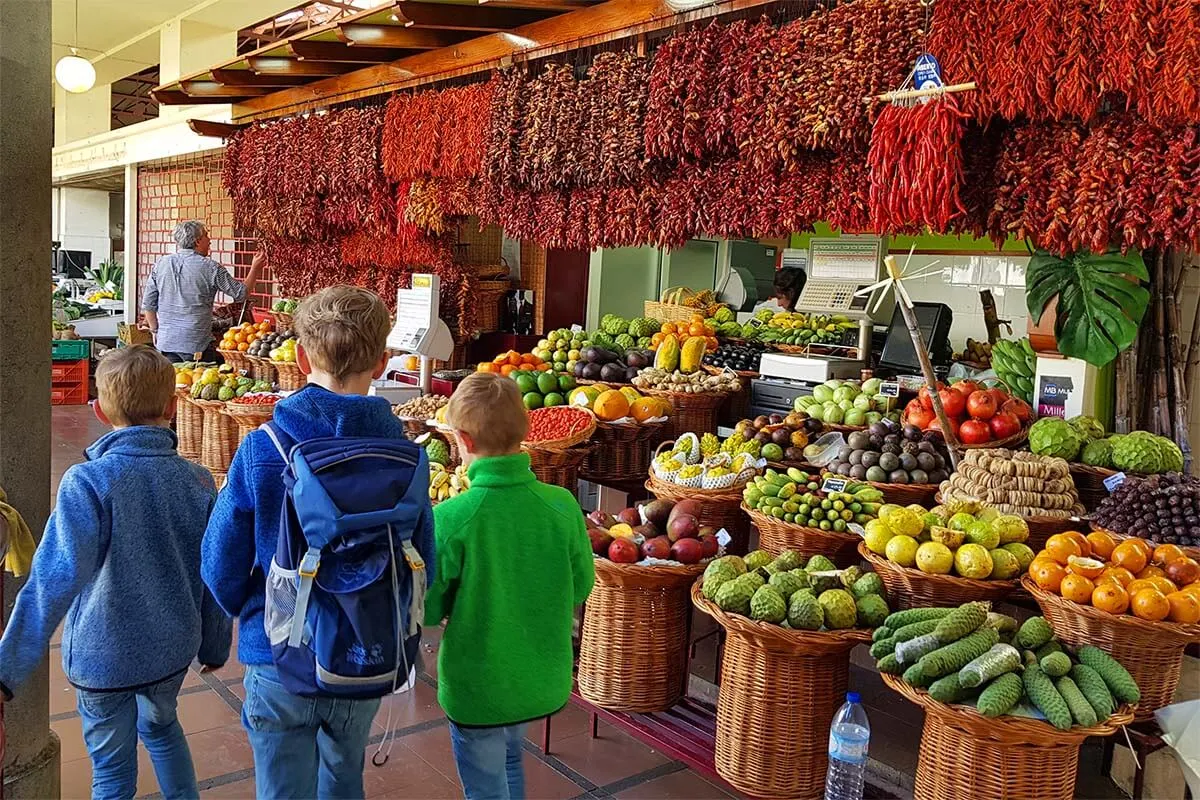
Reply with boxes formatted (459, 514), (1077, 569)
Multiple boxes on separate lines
(448, 722), (527, 800)
(76, 670), (197, 800)
(242, 664), (381, 800)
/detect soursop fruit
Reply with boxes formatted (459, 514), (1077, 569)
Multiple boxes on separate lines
(1067, 415), (1106, 443)
(1112, 431), (1165, 473)
(714, 574), (758, 615)
(1029, 418), (1083, 461)
(855, 594), (890, 628)
(1080, 437), (1115, 468)
(750, 585), (787, 623)
(768, 570), (809, 599)
(818, 589), (859, 630)
(744, 549), (774, 571)
(787, 590), (824, 630)
(426, 438), (450, 467)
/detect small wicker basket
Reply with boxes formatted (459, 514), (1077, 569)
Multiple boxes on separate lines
(245, 355), (277, 383)
(646, 477), (751, 555)
(193, 399), (238, 472)
(272, 361), (306, 392)
(859, 542), (1022, 609)
(522, 408), (597, 452)
(882, 673), (1133, 800)
(525, 445), (591, 493)
(1022, 575), (1200, 719)
(580, 420), (666, 483)
(577, 559), (705, 712)
(641, 388), (730, 440)
(175, 389), (203, 462)
(744, 505), (861, 565)
(474, 279), (511, 333)
(270, 310), (294, 331)
(217, 349), (252, 375)
(692, 584), (870, 800)
(221, 402), (277, 445)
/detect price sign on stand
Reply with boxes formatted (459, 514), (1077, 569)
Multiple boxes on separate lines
(821, 476), (848, 494)
(878, 381), (901, 398)
(1103, 472), (1127, 493)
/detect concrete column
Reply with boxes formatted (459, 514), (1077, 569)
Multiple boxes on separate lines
(0, 0), (60, 796)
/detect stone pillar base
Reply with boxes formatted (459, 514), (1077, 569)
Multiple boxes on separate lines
(3, 732), (61, 800)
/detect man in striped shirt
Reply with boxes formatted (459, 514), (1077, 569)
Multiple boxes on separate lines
(142, 220), (264, 362)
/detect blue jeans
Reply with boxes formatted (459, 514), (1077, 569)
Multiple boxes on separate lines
(242, 664), (381, 800)
(448, 722), (527, 800)
(76, 670), (197, 800)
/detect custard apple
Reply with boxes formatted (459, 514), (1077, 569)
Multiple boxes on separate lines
(1067, 415), (1105, 443)
(850, 573), (884, 599)
(818, 589), (859, 630)
(1029, 418), (1082, 461)
(714, 574), (757, 615)
(768, 570), (809, 599)
(704, 555), (746, 581)
(702, 573), (731, 601)
(599, 314), (629, 335)
(855, 594), (890, 628)
(614, 334), (635, 352)
(1080, 437), (1115, 468)
(806, 555), (837, 573)
(1159, 437), (1184, 473)
(771, 550), (805, 572)
(637, 337), (653, 349)
(787, 590), (823, 630)
(590, 332), (617, 351)
(744, 549), (774, 571)
(628, 317), (660, 338)
(1112, 431), (1165, 474)
(425, 438), (450, 467)
(750, 585), (787, 623)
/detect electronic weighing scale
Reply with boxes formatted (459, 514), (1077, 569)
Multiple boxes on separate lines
(382, 273), (455, 401)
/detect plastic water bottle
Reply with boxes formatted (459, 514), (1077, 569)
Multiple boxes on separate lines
(824, 691), (870, 800)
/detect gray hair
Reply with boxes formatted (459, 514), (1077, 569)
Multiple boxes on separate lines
(174, 220), (208, 250)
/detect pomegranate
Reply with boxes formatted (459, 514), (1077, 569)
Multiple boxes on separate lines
(953, 379), (980, 396)
(966, 390), (998, 420)
(918, 383), (943, 412)
(906, 405), (935, 430)
(959, 418), (993, 445)
(985, 387), (1009, 409)
(938, 387), (966, 418)
(1001, 397), (1032, 423)
(988, 411), (1022, 440)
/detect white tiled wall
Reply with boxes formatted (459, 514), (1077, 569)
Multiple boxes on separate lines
(897, 253), (1030, 344)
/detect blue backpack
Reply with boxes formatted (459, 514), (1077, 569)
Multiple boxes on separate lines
(261, 422), (429, 699)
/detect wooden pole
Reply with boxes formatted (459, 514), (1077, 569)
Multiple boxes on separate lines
(883, 256), (960, 468)
(1164, 249), (1191, 471)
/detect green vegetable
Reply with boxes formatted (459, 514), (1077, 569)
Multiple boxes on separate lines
(1034, 640), (1065, 661)
(1078, 646), (1140, 704)
(895, 633), (943, 665)
(870, 637), (898, 659)
(1015, 616), (1054, 650)
(1023, 664), (1073, 730)
(958, 644), (1022, 688)
(929, 673), (976, 705)
(977, 672), (1023, 718)
(903, 661), (935, 688)
(933, 602), (990, 643)
(872, 626), (893, 642)
(882, 607), (954, 630)
(1039, 651), (1072, 678)
(877, 653), (902, 675)
(982, 612), (1019, 634)
(1070, 664), (1116, 719)
(916, 628), (1001, 680)
(1055, 676), (1098, 727)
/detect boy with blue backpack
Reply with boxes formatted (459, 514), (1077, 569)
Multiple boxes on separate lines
(425, 372), (595, 799)
(202, 285), (435, 800)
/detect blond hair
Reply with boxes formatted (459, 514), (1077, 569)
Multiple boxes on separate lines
(293, 285), (392, 383)
(446, 372), (528, 455)
(95, 346), (176, 426)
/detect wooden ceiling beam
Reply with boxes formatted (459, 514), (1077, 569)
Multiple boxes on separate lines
(181, 80), (272, 98)
(287, 40), (416, 63)
(152, 89), (246, 105)
(211, 68), (311, 87)
(394, 2), (560, 30)
(335, 23), (471, 49)
(247, 56), (358, 77)
(188, 119), (245, 138)
(478, 0), (602, 8)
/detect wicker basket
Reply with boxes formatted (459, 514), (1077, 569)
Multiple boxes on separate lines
(646, 477), (752, 554)
(1022, 575), (1200, 719)
(271, 311), (294, 331)
(581, 420), (666, 483)
(693, 584), (870, 800)
(903, 413), (1030, 450)
(522, 408), (597, 452)
(217, 349), (252, 374)
(881, 673), (1133, 800)
(642, 388), (730, 440)
(864, 480), (938, 507)
(859, 542), (1021, 609)
(577, 559), (705, 712)
(745, 505), (861, 565)
(194, 400), (238, 472)
(221, 402), (277, 444)
(246, 355), (276, 383)
(644, 299), (698, 325)
(209, 468), (227, 492)
(526, 445), (591, 493)
(175, 389), (203, 461)
(1068, 463), (1119, 512)
(1025, 515), (1083, 552)
(1089, 520), (1200, 560)
(272, 361), (306, 392)
(475, 279), (511, 333)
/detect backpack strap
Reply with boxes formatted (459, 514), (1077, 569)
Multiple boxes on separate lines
(261, 422), (291, 463)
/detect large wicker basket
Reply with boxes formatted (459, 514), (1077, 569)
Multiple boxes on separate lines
(217, 349), (251, 374)
(221, 402), (277, 445)
(272, 361), (306, 392)
(646, 476), (751, 555)
(859, 542), (1021, 609)
(693, 584), (870, 800)
(744, 506), (860, 565)
(580, 420), (666, 483)
(245, 355), (276, 383)
(194, 399), (238, 472)
(1022, 575), (1200, 719)
(175, 389), (203, 462)
(642, 388), (730, 440)
(526, 445), (591, 494)
(577, 559), (705, 712)
(865, 480), (939, 507)
(475, 279), (511, 333)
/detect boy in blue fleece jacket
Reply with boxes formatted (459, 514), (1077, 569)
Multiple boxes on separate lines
(0, 346), (231, 800)
(203, 285), (436, 800)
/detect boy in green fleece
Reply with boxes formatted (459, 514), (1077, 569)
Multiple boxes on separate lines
(426, 372), (595, 799)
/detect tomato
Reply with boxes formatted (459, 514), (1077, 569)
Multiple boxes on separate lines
(938, 387), (966, 418)
(989, 411), (1022, 440)
(959, 418), (993, 444)
(952, 380), (980, 396)
(966, 390), (997, 420)
(1001, 397), (1032, 423)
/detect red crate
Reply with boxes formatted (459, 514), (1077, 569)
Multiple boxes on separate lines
(50, 382), (89, 406)
(50, 359), (89, 386)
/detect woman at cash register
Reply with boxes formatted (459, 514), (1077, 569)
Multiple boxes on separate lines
(755, 267), (807, 313)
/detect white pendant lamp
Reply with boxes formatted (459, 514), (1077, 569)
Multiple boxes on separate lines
(55, 0), (95, 94)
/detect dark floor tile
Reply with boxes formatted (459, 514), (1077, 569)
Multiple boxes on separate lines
(360, 741), (461, 798)
(199, 777), (257, 798)
(546, 722), (671, 787)
(613, 769), (733, 799)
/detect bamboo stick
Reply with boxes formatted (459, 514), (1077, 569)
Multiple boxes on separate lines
(1114, 336), (1135, 434)
(1184, 256), (1200, 394)
(1150, 250), (1170, 436)
(1164, 249), (1192, 472)
(864, 81), (978, 105)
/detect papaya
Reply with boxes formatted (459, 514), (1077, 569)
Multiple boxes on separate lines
(679, 336), (707, 374)
(655, 334), (681, 371)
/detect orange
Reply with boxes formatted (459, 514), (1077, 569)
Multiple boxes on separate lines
(650, 333), (665, 347)
(238, 342), (249, 352)
(1086, 531), (1117, 561)
(1136, 564), (1166, 580)
(1062, 531), (1092, 557)
(493, 352), (508, 364)
(1030, 558), (1068, 593)
(630, 397), (662, 423)
(691, 314), (705, 324)
(593, 390), (631, 422)
(1045, 534), (1084, 566)
(500, 364), (516, 376)
(477, 362), (497, 373)
(1166, 591), (1200, 624)
(1067, 555), (1106, 579)
(1153, 543), (1186, 566)
(1098, 566), (1136, 587)
(661, 322), (677, 335)
(1060, 573), (1096, 604)
(537, 363), (552, 371)
(506, 351), (522, 366)
(1111, 540), (1148, 574)
(1092, 582), (1130, 615)
(1131, 588), (1170, 621)
(688, 322), (706, 337)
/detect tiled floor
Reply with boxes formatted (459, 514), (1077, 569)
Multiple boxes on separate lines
(44, 407), (736, 800)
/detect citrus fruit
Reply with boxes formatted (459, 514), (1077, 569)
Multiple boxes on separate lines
(1131, 588), (1170, 621)
(536, 371), (559, 395)
(557, 374), (577, 392)
(1062, 530), (1092, 557)
(1153, 543), (1186, 566)
(1092, 582), (1130, 614)
(1086, 531), (1117, 561)
(593, 390), (630, 422)
(1166, 591), (1200, 624)
(514, 374), (538, 395)
(522, 392), (543, 410)
(1164, 557), (1200, 587)
(543, 392), (564, 407)
(1111, 540), (1148, 574)
(1098, 566), (1136, 587)
(885, 534), (919, 567)
(1045, 533), (1084, 566)
(1030, 558), (1068, 593)
(1060, 573), (1096, 604)
(1066, 555), (1106, 579)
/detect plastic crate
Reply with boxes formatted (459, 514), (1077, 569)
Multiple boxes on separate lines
(50, 359), (89, 386)
(51, 339), (91, 361)
(50, 383), (89, 405)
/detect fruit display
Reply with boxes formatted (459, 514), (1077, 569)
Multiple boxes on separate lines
(593, 313), (664, 353)
(524, 405), (595, 445)
(477, 350), (554, 377)
(586, 498), (721, 565)
(86, 289), (116, 304)
(414, 432), (452, 467)
(1092, 473), (1200, 549)
(875, 602), (1139, 729)
(429, 462), (469, 504)
(822, 421), (951, 486)
(1056, 416), (1186, 475)
(173, 362), (217, 388)
(251, 331), (297, 363)
(501, 369), (579, 410)
(189, 366), (273, 401)
(862, 500), (1033, 581)
(271, 298), (299, 315)
(794, 378), (901, 427)
(221, 319), (276, 354)
(754, 310), (859, 347)
(229, 393), (281, 407)
(631, 367), (741, 394)
(989, 338), (1036, 404)
(393, 394), (448, 420)
(939, 449), (1086, 519)
(743, 469), (882, 532)
(903, 380), (1031, 445)
(649, 316), (719, 355)
(1025, 529), (1200, 623)
(532, 328), (590, 373)
(653, 432), (760, 490)
(731, 413), (823, 464)
(573, 345), (652, 383)
(702, 340), (765, 373)
(567, 384), (669, 424)
(701, 549), (891, 630)
(953, 338), (993, 367)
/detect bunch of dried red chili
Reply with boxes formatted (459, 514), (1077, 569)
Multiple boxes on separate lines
(382, 78), (496, 182)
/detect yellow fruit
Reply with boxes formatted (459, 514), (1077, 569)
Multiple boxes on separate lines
(609, 524), (635, 539)
(679, 336), (707, 373)
(1066, 555), (1106, 579)
(569, 386), (601, 409)
(1131, 588), (1170, 621)
(630, 397), (663, 423)
(619, 387), (642, 405)
(1166, 591), (1200, 624)
(654, 334), (680, 371)
(594, 390), (631, 422)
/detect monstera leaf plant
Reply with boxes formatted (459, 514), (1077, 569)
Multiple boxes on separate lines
(1025, 248), (1150, 367)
